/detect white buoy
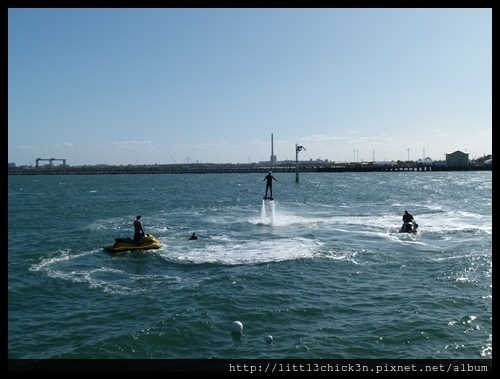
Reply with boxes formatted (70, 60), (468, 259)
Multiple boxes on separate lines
(231, 321), (243, 333)
(265, 335), (273, 344)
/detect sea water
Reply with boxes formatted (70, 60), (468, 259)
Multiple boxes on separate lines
(8, 171), (491, 364)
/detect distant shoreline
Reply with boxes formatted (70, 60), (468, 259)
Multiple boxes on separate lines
(8, 163), (492, 175)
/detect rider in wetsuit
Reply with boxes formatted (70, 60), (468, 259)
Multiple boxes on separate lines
(263, 171), (277, 199)
(402, 210), (416, 232)
(134, 215), (145, 245)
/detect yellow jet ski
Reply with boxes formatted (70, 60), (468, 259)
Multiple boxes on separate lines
(103, 234), (162, 253)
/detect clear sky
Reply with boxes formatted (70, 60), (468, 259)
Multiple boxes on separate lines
(8, 8), (492, 166)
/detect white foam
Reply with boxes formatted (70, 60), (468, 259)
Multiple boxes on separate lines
(162, 236), (323, 265)
(30, 247), (181, 295)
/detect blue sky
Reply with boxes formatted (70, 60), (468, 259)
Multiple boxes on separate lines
(8, 8), (492, 166)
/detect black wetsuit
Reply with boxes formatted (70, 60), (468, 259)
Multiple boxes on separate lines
(134, 219), (145, 245)
(264, 173), (277, 197)
(402, 212), (415, 232)
(403, 212), (414, 223)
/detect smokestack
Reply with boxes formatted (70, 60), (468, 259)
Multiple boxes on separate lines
(270, 133), (276, 166)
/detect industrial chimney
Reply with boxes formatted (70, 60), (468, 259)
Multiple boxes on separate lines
(270, 133), (277, 166)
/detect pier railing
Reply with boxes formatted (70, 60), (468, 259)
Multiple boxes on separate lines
(8, 163), (492, 175)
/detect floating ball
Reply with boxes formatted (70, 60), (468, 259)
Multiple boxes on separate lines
(231, 321), (243, 333)
(265, 335), (273, 344)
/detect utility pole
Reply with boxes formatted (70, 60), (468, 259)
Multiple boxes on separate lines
(295, 144), (306, 183)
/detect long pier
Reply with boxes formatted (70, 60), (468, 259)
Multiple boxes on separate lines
(7, 163), (492, 175)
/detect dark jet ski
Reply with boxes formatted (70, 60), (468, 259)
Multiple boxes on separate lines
(399, 222), (418, 233)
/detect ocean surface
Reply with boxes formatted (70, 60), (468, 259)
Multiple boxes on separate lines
(8, 171), (492, 364)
